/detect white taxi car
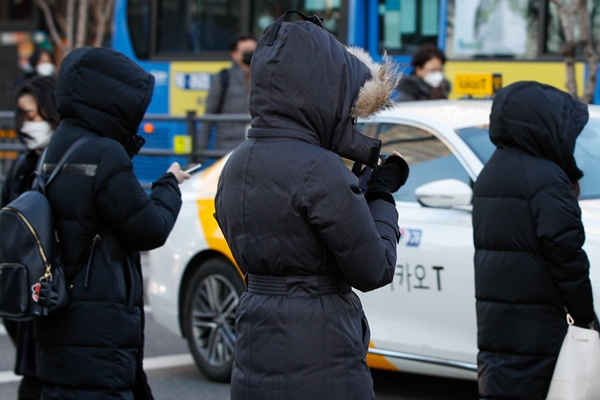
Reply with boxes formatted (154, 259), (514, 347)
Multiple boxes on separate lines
(147, 100), (600, 382)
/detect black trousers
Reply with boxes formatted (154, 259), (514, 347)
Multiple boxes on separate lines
(19, 375), (43, 400)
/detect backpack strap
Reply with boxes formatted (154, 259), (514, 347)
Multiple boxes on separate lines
(34, 137), (92, 193)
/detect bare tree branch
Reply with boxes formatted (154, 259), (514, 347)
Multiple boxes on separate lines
(33, 0), (67, 53)
(93, 0), (114, 47)
(75, 0), (89, 48)
(66, 0), (75, 50)
(54, 4), (67, 36)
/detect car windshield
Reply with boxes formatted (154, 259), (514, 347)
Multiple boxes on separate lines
(457, 121), (600, 200)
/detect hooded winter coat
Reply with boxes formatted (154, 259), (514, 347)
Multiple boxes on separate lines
(472, 81), (595, 399)
(32, 47), (182, 400)
(215, 17), (401, 400)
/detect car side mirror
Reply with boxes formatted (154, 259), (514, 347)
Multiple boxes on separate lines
(415, 179), (473, 208)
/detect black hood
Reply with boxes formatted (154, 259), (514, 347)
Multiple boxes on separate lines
(56, 47), (154, 154)
(489, 81), (589, 181)
(248, 20), (397, 167)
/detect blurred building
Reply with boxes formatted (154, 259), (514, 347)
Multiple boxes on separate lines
(0, 0), (40, 110)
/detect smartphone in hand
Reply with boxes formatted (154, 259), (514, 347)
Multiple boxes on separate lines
(182, 163), (202, 174)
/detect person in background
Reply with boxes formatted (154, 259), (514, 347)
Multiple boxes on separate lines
(29, 48), (55, 77)
(197, 33), (256, 153)
(472, 81), (595, 399)
(2, 75), (59, 400)
(17, 48), (56, 87)
(396, 43), (449, 102)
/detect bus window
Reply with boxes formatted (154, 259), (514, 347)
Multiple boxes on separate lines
(379, 0), (439, 54)
(156, 0), (241, 55)
(252, 0), (344, 40)
(127, 0), (151, 59)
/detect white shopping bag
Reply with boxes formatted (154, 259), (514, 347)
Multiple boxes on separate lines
(546, 314), (600, 400)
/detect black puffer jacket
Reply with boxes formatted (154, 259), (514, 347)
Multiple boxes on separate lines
(473, 81), (595, 399)
(395, 74), (449, 102)
(216, 19), (400, 400)
(33, 47), (182, 400)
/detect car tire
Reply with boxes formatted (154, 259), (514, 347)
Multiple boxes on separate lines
(182, 256), (245, 382)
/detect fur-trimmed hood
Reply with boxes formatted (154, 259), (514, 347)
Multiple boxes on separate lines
(247, 20), (400, 167)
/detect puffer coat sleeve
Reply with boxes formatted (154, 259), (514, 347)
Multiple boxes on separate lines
(304, 153), (399, 292)
(92, 140), (182, 251)
(530, 177), (594, 325)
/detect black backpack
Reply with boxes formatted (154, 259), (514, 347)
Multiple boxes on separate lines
(0, 137), (90, 320)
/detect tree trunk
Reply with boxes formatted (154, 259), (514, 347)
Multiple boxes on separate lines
(579, 0), (599, 103)
(552, 0), (579, 97)
(66, 0), (76, 51)
(75, 0), (90, 48)
(93, 0), (114, 47)
(551, 0), (600, 103)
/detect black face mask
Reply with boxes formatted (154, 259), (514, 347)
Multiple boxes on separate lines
(242, 51), (253, 66)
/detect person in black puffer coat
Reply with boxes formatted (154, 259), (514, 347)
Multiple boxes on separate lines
(33, 47), (189, 400)
(215, 14), (407, 400)
(473, 81), (596, 400)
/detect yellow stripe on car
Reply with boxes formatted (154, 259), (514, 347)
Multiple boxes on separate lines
(196, 156), (244, 279)
(367, 342), (400, 371)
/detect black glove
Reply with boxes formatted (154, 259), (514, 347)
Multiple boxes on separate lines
(33, 280), (58, 317)
(32, 269), (70, 317)
(365, 156), (410, 204)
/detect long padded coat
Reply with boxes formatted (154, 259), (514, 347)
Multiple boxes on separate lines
(215, 21), (399, 400)
(33, 47), (182, 400)
(473, 82), (595, 399)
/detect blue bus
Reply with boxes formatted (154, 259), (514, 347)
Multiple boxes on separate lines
(113, 0), (600, 183)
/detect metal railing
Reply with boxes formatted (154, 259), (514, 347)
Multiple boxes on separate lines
(142, 111), (250, 160)
(0, 111), (252, 189)
(0, 111), (20, 185)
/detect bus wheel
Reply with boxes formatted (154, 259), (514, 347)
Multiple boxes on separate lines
(182, 257), (245, 382)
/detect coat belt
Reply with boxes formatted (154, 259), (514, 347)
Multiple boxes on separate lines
(246, 273), (348, 297)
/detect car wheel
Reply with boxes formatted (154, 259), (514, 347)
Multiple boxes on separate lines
(182, 256), (245, 382)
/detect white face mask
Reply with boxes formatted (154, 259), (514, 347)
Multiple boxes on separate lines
(21, 121), (54, 150)
(423, 71), (444, 88)
(36, 62), (55, 77)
